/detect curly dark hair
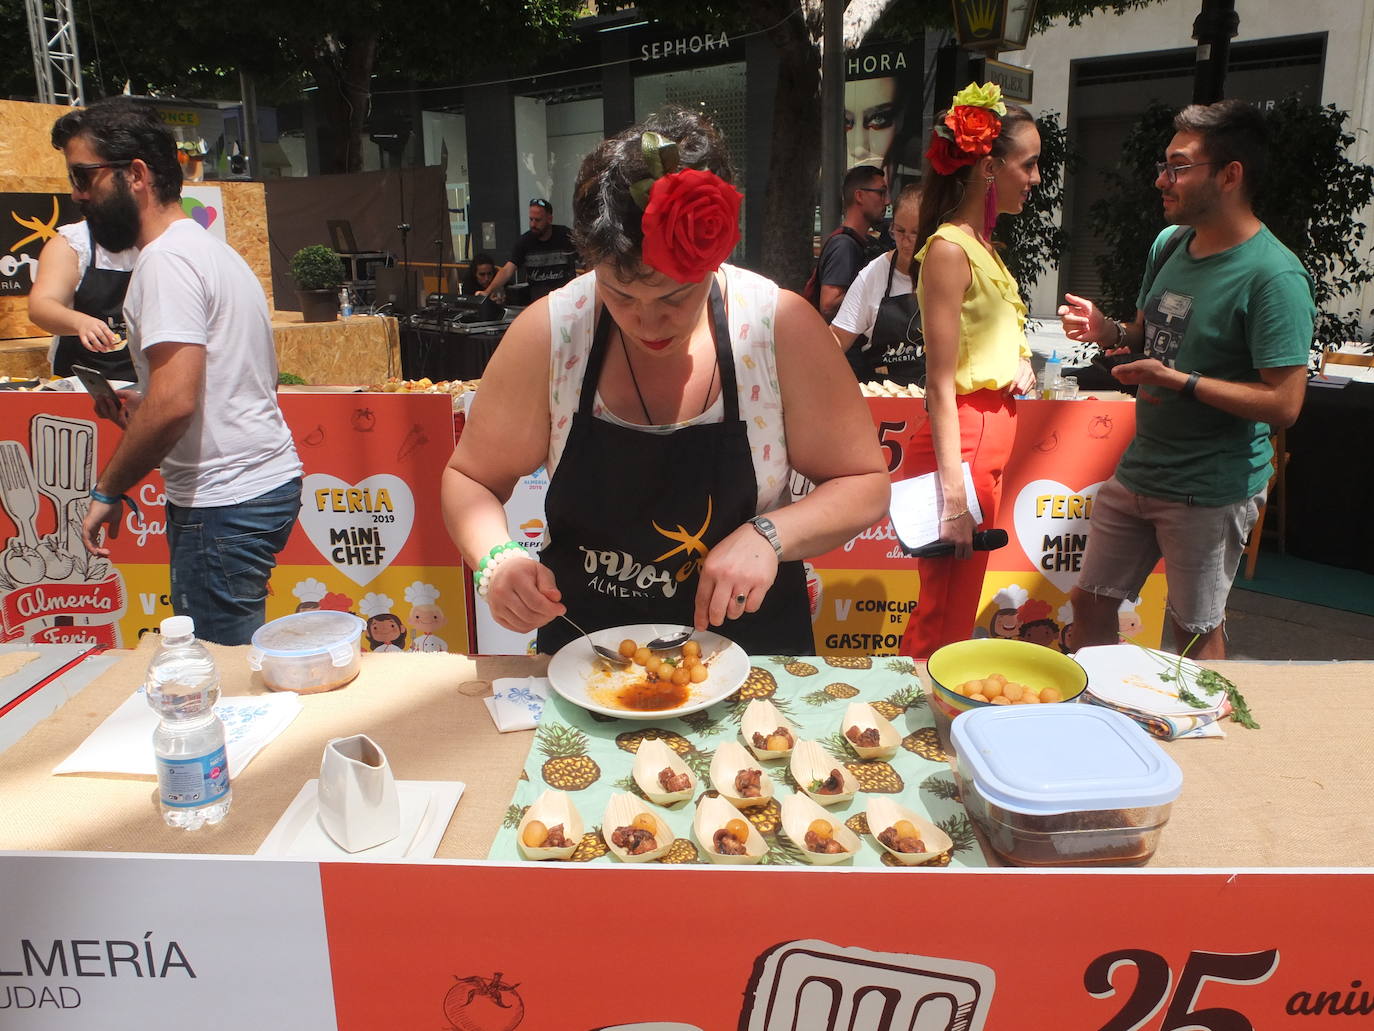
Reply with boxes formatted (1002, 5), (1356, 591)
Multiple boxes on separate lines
(51, 97), (183, 205)
(572, 107), (735, 280)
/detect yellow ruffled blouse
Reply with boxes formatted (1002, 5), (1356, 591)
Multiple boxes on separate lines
(915, 223), (1030, 394)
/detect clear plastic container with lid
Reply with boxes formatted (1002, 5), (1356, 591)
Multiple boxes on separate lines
(951, 703), (1183, 867)
(247, 611), (366, 693)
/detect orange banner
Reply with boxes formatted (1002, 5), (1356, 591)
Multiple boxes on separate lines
(320, 863), (1374, 1029)
(0, 392), (467, 650)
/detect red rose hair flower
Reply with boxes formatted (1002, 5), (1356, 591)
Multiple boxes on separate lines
(945, 106), (1001, 157)
(925, 132), (974, 176)
(640, 168), (742, 283)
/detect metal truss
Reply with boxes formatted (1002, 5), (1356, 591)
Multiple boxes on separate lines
(25, 0), (86, 107)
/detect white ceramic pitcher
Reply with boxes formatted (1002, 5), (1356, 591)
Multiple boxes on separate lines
(317, 734), (400, 853)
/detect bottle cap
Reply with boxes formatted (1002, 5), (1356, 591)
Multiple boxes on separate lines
(160, 615), (194, 638)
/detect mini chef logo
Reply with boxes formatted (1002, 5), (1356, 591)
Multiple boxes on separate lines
(577, 496), (714, 600)
(0, 933), (196, 1013)
(299, 473), (415, 587)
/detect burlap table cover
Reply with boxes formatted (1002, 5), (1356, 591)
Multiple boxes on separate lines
(0, 637), (540, 858)
(2, 646), (1371, 868)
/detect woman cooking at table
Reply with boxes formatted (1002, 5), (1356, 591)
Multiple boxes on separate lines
(441, 108), (889, 656)
(896, 84), (1040, 658)
(831, 183), (924, 385)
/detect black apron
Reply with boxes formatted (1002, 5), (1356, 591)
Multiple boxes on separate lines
(536, 281), (813, 657)
(52, 224), (135, 381)
(867, 252), (924, 386)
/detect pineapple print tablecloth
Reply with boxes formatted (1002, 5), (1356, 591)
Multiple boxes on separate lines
(489, 656), (987, 867)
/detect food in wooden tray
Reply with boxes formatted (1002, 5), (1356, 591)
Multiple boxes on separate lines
(713, 818), (751, 856)
(951, 672), (1063, 705)
(877, 820), (927, 854)
(845, 725), (881, 748)
(734, 768), (764, 798)
(520, 820), (571, 850)
(611, 812), (659, 855)
(810, 769), (845, 795)
(752, 727), (794, 751)
(803, 819), (848, 855)
(658, 767), (692, 793)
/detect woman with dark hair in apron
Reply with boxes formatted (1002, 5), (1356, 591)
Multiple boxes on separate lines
(441, 108), (889, 656)
(28, 220), (137, 381)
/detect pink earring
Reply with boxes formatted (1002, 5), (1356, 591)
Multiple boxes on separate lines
(983, 174), (998, 241)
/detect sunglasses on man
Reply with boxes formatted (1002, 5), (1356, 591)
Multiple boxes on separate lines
(67, 160), (132, 191)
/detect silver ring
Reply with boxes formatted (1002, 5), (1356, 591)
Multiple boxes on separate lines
(735, 594), (747, 605)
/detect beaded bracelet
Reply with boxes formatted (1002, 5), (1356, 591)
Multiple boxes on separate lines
(472, 541), (533, 598)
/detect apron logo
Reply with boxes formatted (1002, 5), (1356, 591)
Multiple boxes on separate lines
(653, 495), (713, 583)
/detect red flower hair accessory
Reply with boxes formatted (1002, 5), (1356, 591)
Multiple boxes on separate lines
(632, 132), (742, 283)
(925, 81), (1007, 176)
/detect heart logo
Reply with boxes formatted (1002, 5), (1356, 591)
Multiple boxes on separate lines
(1011, 478), (1105, 593)
(180, 197), (218, 229)
(298, 474), (415, 587)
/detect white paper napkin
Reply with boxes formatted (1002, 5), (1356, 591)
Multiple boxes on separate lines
(53, 688), (303, 778)
(483, 676), (549, 733)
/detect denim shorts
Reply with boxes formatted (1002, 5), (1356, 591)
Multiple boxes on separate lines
(1075, 475), (1262, 634)
(166, 478), (303, 646)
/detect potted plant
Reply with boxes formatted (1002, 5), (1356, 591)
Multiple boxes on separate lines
(290, 245), (345, 323)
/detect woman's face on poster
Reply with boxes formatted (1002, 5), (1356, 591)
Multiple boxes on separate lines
(845, 76), (898, 168)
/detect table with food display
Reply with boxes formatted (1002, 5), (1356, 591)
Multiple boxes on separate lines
(2, 621), (1371, 1029)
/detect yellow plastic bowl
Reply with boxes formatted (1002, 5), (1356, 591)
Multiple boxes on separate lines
(925, 639), (1088, 750)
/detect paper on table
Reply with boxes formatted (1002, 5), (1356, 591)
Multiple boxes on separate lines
(888, 463), (985, 551)
(53, 688), (302, 778)
(483, 676), (549, 733)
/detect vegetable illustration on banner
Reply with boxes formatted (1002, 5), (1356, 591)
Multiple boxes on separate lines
(299, 473), (415, 587)
(0, 419), (127, 646)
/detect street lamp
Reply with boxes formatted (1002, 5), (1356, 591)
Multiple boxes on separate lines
(951, 0), (1040, 54)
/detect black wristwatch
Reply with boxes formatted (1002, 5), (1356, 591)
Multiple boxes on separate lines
(1180, 370), (1201, 398)
(749, 516), (783, 559)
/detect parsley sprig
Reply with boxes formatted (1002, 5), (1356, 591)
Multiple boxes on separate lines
(1141, 637), (1259, 730)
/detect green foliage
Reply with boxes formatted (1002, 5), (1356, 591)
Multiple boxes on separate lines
(1090, 98), (1374, 351)
(998, 111), (1077, 299)
(289, 245), (344, 290)
(278, 372), (307, 385)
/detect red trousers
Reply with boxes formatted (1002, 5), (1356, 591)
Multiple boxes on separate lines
(898, 389), (1017, 659)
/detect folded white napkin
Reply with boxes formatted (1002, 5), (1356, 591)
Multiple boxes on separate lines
(483, 676), (549, 733)
(53, 687), (302, 779)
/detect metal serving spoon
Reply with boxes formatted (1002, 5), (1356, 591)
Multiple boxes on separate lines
(646, 626), (694, 651)
(559, 614), (631, 666)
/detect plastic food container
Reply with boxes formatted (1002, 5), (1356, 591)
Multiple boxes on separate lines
(951, 703), (1182, 867)
(248, 611), (366, 694)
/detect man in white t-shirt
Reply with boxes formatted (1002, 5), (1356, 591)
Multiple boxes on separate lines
(55, 97), (302, 645)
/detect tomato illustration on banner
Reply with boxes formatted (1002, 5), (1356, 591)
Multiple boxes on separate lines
(1012, 477), (1105, 592)
(299, 474), (415, 587)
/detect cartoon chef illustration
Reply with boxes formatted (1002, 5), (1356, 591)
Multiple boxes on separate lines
(292, 577), (328, 611)
(986, 584), (1029, 640)
(404, 580), (448, 652)
(360, 592), (406, 652)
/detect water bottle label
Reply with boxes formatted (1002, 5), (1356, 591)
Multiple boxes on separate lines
(156, 746), (230, 808)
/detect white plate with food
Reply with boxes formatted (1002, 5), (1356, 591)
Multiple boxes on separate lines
(546, 624), (749, 720)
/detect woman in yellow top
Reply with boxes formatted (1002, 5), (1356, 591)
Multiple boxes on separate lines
(898, 84), (1040, 658)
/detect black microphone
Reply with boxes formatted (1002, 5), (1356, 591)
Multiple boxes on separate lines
(903, 528), (1009, 558)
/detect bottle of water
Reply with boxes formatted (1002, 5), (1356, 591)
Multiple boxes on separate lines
(146, 616), (232, 829)
(339, 287), (353, 320)
(1039, 350), (1062, 400)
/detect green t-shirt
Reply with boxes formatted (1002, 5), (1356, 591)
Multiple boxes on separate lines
(1117, 225), (1314, 505)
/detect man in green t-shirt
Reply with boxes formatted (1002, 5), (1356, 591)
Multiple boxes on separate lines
(1057, 99), (1315, 658)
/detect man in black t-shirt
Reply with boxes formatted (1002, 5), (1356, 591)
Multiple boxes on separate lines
(814, 165), (888, 321)
(479, 198), (578, 303)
